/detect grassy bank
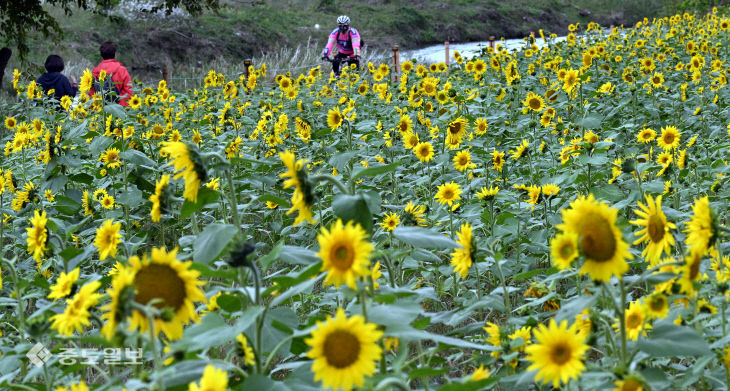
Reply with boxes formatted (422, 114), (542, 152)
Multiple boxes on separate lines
(0, 0), (701, 87)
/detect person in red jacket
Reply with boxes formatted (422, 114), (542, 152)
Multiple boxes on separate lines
(91, 41), (132, 106)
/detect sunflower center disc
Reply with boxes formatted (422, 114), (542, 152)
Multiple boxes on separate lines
(134, 264), (186, 312)
(627, 313), (642, 328)
(550, 343), (572, 365)
(689, 254), (701, 280)
(664, 134), (674, 144)
(560, 242), (575, 258)
(650, 297), (665, 312)
(331, 245), (354, 271)
(323, 330), (361, 368)
(443, 190), (453, 199)
(579, 214), (617, 262)
(530, 99), (541, 110)
(647, 214), (665, 243)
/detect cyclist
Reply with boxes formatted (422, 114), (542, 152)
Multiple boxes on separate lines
(321, 15), (361, 76)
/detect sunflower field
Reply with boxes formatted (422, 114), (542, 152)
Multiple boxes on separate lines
(2, 9), (730, 391)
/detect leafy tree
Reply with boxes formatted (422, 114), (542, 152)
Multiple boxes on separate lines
(0, 0), (219, 60)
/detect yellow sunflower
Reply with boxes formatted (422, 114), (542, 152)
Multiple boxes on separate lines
(279, 150), (316, 226)
(413, 141), (434, 162)
(403, 201), (427, 226)
(50, 281), (103, 336)
(188, 364), (228, 391)
(656, 125), (681, 150)
(434, 182), (462, 207)
(450, 222), (474, 279)
(453, 150), (472, 172)
(523, 91), (546, 112)
(305, 308), (383, 391)
(327, 107), (343, 130)
(551, 232), (579, 270)
(446, 116), (469, 146)
(94, 219), (122, 261)
(644, 292), (669, 319)
(150, 174), (171, 222)
(474, 118), (488, 135)
(100, 264), (135, 340)
(614, 377), (645, 391)
(511, 139), (529, 160)
(476, 186), (499, 200)
(397, 114), (413, 134)
(683, 196), (716, 256)
(614, 301), (651, 340)
(491, 150), (505, 171)
(236, 334), (255, 367)
(127, 247), (206, 340)
(48, 267), (80, 301)
(380, 212), (400, 232)
(160, 141), (207, 202)
(317, 219), (373, 290)
(101, 148), (121, 170)
(629, 195), (676, 263)
(26, 209), (48, 262)
(557, 194), (633, 282)
(677, 249), (704, 297)
(525, 318), (588, 388)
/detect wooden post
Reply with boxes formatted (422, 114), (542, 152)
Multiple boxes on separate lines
(489, 36), (495, 50)
(444, 41), (450, 67)
(392, 46), (400, 82)
(162, 68), (169, 85)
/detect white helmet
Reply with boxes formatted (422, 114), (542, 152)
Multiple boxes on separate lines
(337, 15), (350, 25)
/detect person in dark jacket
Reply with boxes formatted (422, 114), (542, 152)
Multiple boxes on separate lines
(37, 55), (78, 102)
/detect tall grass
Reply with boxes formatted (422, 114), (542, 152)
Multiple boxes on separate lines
(165, 38), (389, 91)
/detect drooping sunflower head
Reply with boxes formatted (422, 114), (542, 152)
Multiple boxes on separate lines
(403, 201), (427, 226)
(327, 107), (343, 130)
(305, 308), (383, 391)
(126, 247), (206, 340)
(629, 194), (676, 263)
(557, 194), (633, 282)
(450, 222), (474, 279)
(683, 196), (718, 256)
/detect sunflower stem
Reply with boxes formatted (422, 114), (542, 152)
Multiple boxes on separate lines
(3, 258), (25, 331)
(618, 278), (628, 368)
(311, 174), (350, 195)
(225, 168), (241, 230)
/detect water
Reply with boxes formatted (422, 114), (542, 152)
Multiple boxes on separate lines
(403, 36), (566, 64)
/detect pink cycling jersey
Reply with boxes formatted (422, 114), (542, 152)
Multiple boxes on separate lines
(322, 27), (361, 57)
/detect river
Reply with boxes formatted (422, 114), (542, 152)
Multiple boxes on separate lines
(403, 35), (567, 63)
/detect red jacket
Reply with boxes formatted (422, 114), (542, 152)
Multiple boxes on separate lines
(91, 59), (133, 106)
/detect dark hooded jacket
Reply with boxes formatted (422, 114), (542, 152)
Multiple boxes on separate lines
(36, 72), (77, 102)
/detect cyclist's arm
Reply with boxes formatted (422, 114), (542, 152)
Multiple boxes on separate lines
(322, 29), (338, 56)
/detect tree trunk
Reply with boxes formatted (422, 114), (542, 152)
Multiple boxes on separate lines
(0, 47), (12, 90)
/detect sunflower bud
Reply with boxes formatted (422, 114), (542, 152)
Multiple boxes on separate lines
(718, 282), (728, 294)
(229, 241), (255, 268)
(160, 307), (176, 322)
(621, 158), (636, 173)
